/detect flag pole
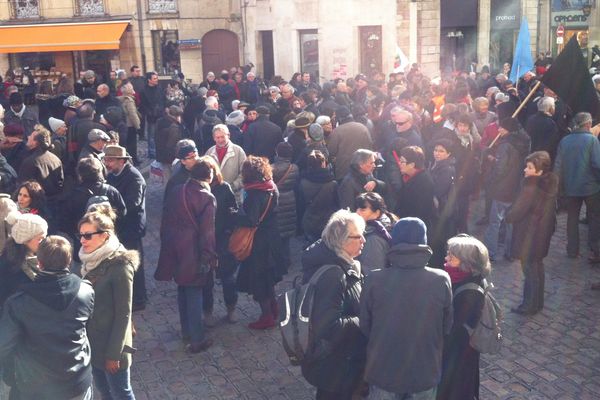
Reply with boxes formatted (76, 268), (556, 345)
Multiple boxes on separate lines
(488, 80), (542, 148)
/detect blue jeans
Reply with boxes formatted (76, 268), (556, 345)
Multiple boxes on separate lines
(177, 285), (205, 343)
(92, 366), (135, 400)
(484, 200), (513, 259)
(145, 117), (157, 159)
(369, 385), (436, 400)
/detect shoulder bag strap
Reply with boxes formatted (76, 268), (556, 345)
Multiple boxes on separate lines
(182, 182), (200, 231)
(392, 150), (403, 170)
(258, 193), (274, 224)
(276, 164), (294, 186)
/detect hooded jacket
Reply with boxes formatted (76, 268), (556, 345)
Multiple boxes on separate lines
(0, 271), (94, 399)
(85, 249), (139, 371)
(360, 243), (452, 394)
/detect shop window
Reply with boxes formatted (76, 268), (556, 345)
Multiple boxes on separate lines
(152, 30), (181, 75)
(11, 0), (40, 19)
(148, 0), (177, 14)
(76, 0), (105, 16)
(299, 30), (319, 79)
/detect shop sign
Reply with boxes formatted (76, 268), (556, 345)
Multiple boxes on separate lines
(177, 39), (201, 50)
(551, 10), (589, 27)
(491, 0), (521, 30)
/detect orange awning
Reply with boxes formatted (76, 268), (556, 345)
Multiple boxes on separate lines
(0, 20), (129, 53)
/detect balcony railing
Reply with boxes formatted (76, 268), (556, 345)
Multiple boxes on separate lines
(11, 0), (40, 19)
(75, 0), (105, 16)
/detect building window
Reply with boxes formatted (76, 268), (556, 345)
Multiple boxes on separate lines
(152, 30), (181, 75)
(148, 0), (177, 14)
(299, 30), (318, 79)
(76, 0), (105, 16)
(12, 0), (40, 19)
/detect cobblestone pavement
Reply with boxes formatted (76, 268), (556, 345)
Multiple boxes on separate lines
(130, 180), (600, 400)
(3, 172), (600, 399)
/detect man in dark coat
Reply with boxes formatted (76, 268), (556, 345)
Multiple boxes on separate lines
(525, 96), (560, 164)
(163, 140), (199, 203)
(156, 105), (184, 180)
(381, 107), (423, 151)
(360, 218), (452, 398)
(244, 106), (283, 161)
(395, 146), (436, 230)
(0, 236), (95, 400)
(105, 145), (147, 311)
(19, 125), (64, 226)
(217, 73), (236, 113)
(140, 72), (165, 159)
(4, 92), (39, 138)
(69, 102), (106, 159)
(484, 117), (531, 261)
(1, 123), (29, 172)
(94, 84), (122, 123)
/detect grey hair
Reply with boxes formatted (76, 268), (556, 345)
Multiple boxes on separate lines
(447, 235), (491, 277)
(315, 115), (331, 125)
(212, 123), (230, 135)
(537, 96), (555, 113)
(322, 210), (366, 257)
(283, 83), (295, 94)
(495, 73), (507, 81)
(573, 112), (593, 129)
(350, 149), (376, 168)
(472, 97), (489, 109)
(391, 107), (412, 120)
(205, 96), (218, 108)
(494, 92), (509, 103)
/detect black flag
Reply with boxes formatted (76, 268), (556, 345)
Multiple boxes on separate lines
(542, 35), (600, 119)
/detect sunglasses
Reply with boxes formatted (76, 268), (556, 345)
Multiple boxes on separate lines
(78, 231), (106, 241)
(396, 120), (410, 126)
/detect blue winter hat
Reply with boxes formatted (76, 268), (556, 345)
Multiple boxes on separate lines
(391, 217), (427, 246)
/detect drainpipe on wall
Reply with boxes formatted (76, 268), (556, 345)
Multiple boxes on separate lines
(136, 0), (147, 71)
(239, 0), (248, 65)
(409, 0), (418, 63)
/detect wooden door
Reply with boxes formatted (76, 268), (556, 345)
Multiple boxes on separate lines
(201, 30), (240, 76)
(359, 26), (382, 77)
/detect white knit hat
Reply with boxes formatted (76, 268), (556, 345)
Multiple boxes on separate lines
(48, 117), (65, 133)
(6, 211), (48, 244)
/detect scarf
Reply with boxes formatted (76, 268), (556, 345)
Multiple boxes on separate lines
(79, 234), (123, 278)
(402, 168), (423, 183)
(243, 179), (276, 192)
(18, 206), (39, 215)
(444, 263), (472, 284)
(216, 145), (228, 164)
(367, 219), (392, 243)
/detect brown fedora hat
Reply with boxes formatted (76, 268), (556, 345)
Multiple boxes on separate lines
(103, 145), (131, 159)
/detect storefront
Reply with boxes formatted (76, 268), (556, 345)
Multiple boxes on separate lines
(0, 20), (129, 87)
(551, 0), (592, 65)
(440, 0), (478, 73)
(489, 0), (520, 73)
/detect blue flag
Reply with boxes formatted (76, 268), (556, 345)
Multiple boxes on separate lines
(510, 17), (534, 83)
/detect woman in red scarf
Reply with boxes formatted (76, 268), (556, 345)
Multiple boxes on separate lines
(438, 235), (491, 400)
(234, 156), (285, 329)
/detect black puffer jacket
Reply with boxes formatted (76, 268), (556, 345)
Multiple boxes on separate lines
(272, 158), (300, 239)
(300, 240), (366, 393)
(0, 271), (94, 399)
(298, 168), (338, 239)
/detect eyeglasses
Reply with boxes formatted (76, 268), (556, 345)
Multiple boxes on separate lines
(78, 231), (106, 241)
(396, 120), (410, 126)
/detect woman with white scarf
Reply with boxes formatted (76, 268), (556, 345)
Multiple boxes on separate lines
(79, 210), (139, 400)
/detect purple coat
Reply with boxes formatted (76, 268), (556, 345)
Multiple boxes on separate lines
(155, 179), (217, 286)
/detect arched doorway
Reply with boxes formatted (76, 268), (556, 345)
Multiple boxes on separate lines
(202, 30), (240, 76)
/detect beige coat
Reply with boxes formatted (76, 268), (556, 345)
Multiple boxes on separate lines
(118, 95), (141, 130)
(205, 142), (246, 202)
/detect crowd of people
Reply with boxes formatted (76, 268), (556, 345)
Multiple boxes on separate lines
(0, 59), (599, 400)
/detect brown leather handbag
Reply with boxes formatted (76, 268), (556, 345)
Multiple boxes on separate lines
(228, 193), (273, 261)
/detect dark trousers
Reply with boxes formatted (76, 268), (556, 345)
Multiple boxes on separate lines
(521, 259), (545, 311)
(126, 127), (139, 164)
(203, 244), (239, 312)
(122, 237), (147, 306)
(565, 191), (600, 256)
(316, 387), (354, 400)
